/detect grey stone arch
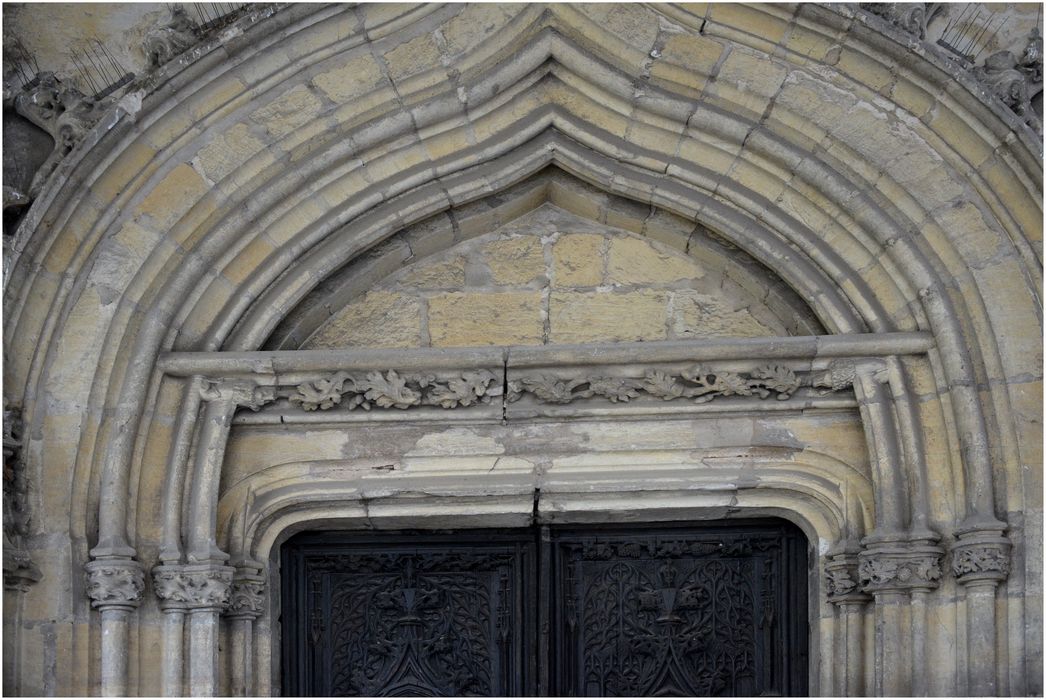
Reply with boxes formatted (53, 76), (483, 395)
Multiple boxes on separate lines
(3, 3), (1037, 697)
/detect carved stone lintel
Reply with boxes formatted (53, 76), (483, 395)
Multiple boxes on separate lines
(951, 531), (1011, 586)
(858, 537), (943, 594)
(152, 563), (234, 612)
(144, 7), (200, 69)
(199, 379), (277, 411)
(85, 558), (145, 612)
(226, 561), (266, 620)
(824, 551), (870, 604)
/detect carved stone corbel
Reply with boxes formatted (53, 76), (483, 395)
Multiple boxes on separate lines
(199, 378), (277, 412)
(859, 3), (936, 40)
(144, 7), (200, 69)
(12, 73), (111, 196)
(972, 29), (1044, 132)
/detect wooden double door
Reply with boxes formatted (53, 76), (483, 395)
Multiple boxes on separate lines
(281, 520), (808, 696)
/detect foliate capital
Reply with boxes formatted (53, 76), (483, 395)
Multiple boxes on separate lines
(226, 563), (266, 620)
(151, 563), (234, 611)
(858, 540), (943, 594)
(85, 558), (145, 612)
(951, 531), (1011, 586)
(824, 551), (870, 604)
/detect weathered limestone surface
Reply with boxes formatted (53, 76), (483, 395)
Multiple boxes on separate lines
(303, 206), (788, 349)
(1, 2), (1041, 697)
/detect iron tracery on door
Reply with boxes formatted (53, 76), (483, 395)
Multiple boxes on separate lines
(281, 520), (808, 697)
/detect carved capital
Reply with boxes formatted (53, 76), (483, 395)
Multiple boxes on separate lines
(858, 540), (943, 593)
(824, 551), (870, 604)
(152, 563), (234, 611)
(200, 379), (276, 411)
(226, 563), (266, 620)
(951, 532), (1011, 586)
(85, 558), (145, 611)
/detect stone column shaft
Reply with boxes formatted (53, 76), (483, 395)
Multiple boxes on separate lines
(188, 609), (222, 696)
(153, 562), (234, 697)
(952, 530), (1011, 696)
(85, 558), (145, 697)
(160, 608), (187, 696)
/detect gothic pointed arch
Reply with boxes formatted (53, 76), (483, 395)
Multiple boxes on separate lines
(3, 3), (1040, 697)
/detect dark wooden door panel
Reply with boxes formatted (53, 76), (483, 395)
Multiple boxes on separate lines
(548, 522), (808, 697)
(282, 521), (807, 697)
(282, 531), (537, 696)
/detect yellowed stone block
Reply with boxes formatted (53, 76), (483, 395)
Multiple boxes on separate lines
(186, 77), (246, 121)
(712, 49), (788, 116)
(670, 290), (778, 338)
(249, 85), (323, 139)
(135, 163), (209, 230)
(930, 201), (1003, 265)
(929, 107), (997, 167)
(834, 46), (893, 92)
(305, 291), (422, 348)
(398, 256), (467, 288)
(649, 33), (724, 93)
(90, 141), (159, 204)
(607, 236), (702, 285)
(708, 4), (790, 43)
(578, 4), (660, 51)
(782, 23), (835, 61)
(383, 33), (442, 82)
(442, 4), (521, 55)
(193, 123), (267, 183)
(223, 237), (276, 285)
(428, 291), (544, 346)
(483, 236), (545, 285)
(549, 290), (667, 343)
(313, 53), (386, 103)
(553, 233), (604, 287)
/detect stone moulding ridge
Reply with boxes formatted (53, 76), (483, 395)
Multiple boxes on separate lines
(153, 333), (934, 421)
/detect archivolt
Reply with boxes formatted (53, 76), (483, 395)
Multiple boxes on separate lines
(3, 3), (1041, 695)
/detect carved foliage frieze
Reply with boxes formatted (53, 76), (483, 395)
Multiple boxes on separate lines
(507, 363), (837, 406)
(289, 369), (501, 411)
(244, 359), (866, 415)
